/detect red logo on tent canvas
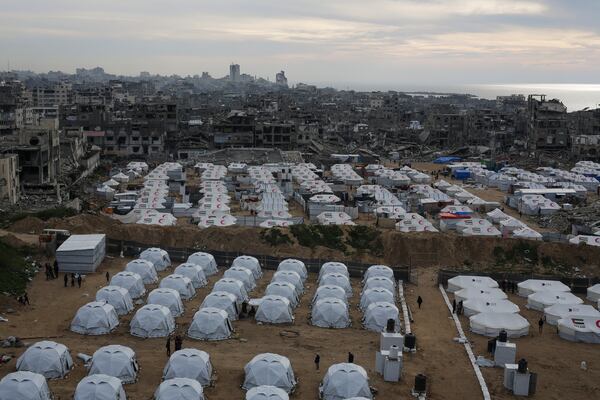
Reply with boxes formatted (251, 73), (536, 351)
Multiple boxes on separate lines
(596, 320), (600, 329)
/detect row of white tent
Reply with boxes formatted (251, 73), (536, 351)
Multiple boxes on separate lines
(360, 266), (400, 332)
(311, 262), (351, 329)
(196, 172), (239, 228)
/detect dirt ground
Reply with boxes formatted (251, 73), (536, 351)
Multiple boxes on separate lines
(0, 257), (482, 400)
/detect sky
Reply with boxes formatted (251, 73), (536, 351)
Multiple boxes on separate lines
(1, 0), (599, 87)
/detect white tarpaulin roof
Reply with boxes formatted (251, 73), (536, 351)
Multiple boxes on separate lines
(130, 304), (175, 338)
(312, 297), (350, 329)
(363, 265), (394, 282)
(16, 341), (73, 380)
(313, 285), (348, 305)
(96, 286), (134, 316)
(200, 291), (239, 321)
(163, 349), (213, 386)
(462, 299), (520, 317)
(174, 263), (207, 289)
(224, 267), (257, 292)
(319, 262), (349, 280)
(363, 276), (395, 294)
(272, 271), (304, 295)
(526, 291), (583, 311)
(319, 273), (352, 297)
(159, 274), (196, 300)
(265, 282), (299, 308)
(255, 295), (294, 324)
(125, 259), (158, 284)
(0, 371), (52, 400)
(147, 288), (185, 317)
(587, 284), (600, 302)
(277, 259), (307, 282)
(243, 353), (296, 393)
(89, 345), (138, 384)
(71, 302), (119, 336)
(140, 248), (171, 271)
(188, 307), (232, 341)
(187, 252), (218, 276)
(469, 312), (530, 337)
(232, 256), (263, 279)
(517, 279), (571, 297)
(213, 278), (249, 302)
(544, 304), (600, 326)
(363, 302), (400, 332)
(246, 385), (289, 400)
(558, 315), (600, 343)
(359, 288), (395, 312)
(155, 378), (205, 400)
(454, 287), (508, 303)
(447, 275), (499, 293)
(74, 374), (126, 400)
(110, 271), (145, 299)
(319, 363), (372, 400)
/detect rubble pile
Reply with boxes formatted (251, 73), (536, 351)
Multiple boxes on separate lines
(539, 202), (600, 233)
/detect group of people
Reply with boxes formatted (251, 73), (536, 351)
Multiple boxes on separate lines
(452, 299), (464, 315)
(165, 334), (184, 356)
(44, 260), (59, 281)
(17, 292), (30, 305)
(63, 272), (83, 288)
(313, 352), (354, 371)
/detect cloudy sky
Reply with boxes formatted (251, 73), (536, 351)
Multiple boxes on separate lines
(1, 0), (599, 87)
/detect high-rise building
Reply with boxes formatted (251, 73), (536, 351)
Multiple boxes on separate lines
(229, 64), (240, 82)
(276, 71), (288, 87)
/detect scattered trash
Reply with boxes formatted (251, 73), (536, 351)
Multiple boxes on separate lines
(581, 361), (587, 371)
(0, 316), (8, 323)
(476, 356), (495, 367)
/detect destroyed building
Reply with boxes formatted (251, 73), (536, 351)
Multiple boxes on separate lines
(527, 95), (569, 152)
(0, 153), (20, 205)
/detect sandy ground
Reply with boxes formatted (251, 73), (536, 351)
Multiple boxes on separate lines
(0, 258), (484, 400)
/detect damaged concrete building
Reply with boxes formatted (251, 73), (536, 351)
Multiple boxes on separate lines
(0, 153), (20, 205)
(526, 95), (569, 152)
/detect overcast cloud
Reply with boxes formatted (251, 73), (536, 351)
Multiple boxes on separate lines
(1, 0), (599, 86)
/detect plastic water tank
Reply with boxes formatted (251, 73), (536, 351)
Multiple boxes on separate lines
(498, 329), (508, 343)
(414, 374), (427, 393)
(404, 333), (416, 350)
(518, 358), (528, 373)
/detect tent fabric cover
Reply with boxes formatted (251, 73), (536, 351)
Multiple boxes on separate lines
(272, 271), (304, 295)
(89, 345), (138, 384)
(74, 374), (126, 400)
(319, 363), (372, 400)
(447, 275), (499, 293)
(200, 291), (239, 321)
(130, 304), (175, 338)
(187, 252), (218, 276)
(96, 286), (134, 316)
(0, 371), (52, 400)
(277, 259), (308, 282)
(163, 349), (213, 386)
(246, 385), (289, 400)
(359, 288), (395, 312)
(213, 278), (249, 302)
(363, 265), (394, 282)
(517, 279), (570, 297)
(154, 378), (204, 400)
(255, 295), (294, 324)
(544, 304), (600, 326)
(312, 297), (350, 329)
(526, 291), (583, 311)
(159, 274), (196, 300)
(16, 341), (73, 380)
(313, 285), (348, 305)
(469, 312), (530, 337)
(110, 272), (146, 299)
(188, 307), (233, 341)
(139, 248), (171, 271)
(174, 263), (208, 288)
(147, 288), (185, 317)
(362, 302), (400, 332)
(71, 302), (119, 336)
(125, 259), (158, 284)
(319, 273), (352, 297)
(224, 266), (257, 292)
(242, 353), (297, 393)
(232, 256), (262, 279)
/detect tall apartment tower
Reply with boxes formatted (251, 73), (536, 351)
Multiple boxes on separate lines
(229, 64), (240, 82)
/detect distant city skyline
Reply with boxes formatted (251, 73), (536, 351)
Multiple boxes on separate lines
(1, 1), (600, 86)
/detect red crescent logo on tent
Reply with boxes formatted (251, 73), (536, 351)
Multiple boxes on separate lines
(596, 320), (600, 329)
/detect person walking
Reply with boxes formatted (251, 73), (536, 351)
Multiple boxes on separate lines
(417, 296), (423, 309)
(538, 317), (544, 334)
(105, 271), (110, 283)
(348, 352), (354, 363)
(452, 299), (457, 314)
(77, 274), (82, 288)
(70, 273), (75, 287)
(53, 260), (59, 278)
(314, 354), (320, 370)
(23, 292), (30, 305)
(458, 300), (464, 315)
(166, 336), (171, 357)
(64, 273), (68, 287)
(174, 335), (183, 351)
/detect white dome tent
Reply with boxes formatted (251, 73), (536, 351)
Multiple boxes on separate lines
(363, 302), (400, 332)
(110, 272), (146, 299)
(272, 271), (304, 295)
(363, 276), (395, 295)
(363, 265), (394, 282)
(586, 284), (600, 302)
(188, 307), (233, 341)
(200, 291), (239, 321)
(255, 295), (294, 324)
(462, 299), (520, 317)
(447, 275), (499, 293)
(318, 262), (349, 280)
(89, 345), (139, 384)
(527, 291), (583, 311)
(517, 279), (570, 297)
(319, 363), (373, 400)
(454, 287), (508, 303)
(139, 247), (171, 271)
(312, 298), (350, 329)
(359, 288), (395, 312)
(155, 378), (205, 400)
(224, 266), (257, 292)
(96, 286), (134, 316)
(163, 349), (213, 386)
(159, 274), (196, 300)
(319, 273), (352, 297)
(544, 304), (600, 325)
(187, 252), (218, 276)
(277, 259), (308, 282)
(174, 263), (208, 289)
(213, 278), (249, 302)
(0, 371), (52, 400)
(130, 304), (175, 338)
(125, 259), (158, 284)
(469, 312), (530, 337)
(246, 385), (289, 400)
(71, 302), (119, 335)
(557, 315), (600, 343)
(16, 341), (73, 379)
(147, 288), (185, 317)
(232, 255), (263, 279)
(74, 374), (126, 400)
(242, 353), (297, 393)
(265, 282), (299, 308)
(313, 285), (348, 305)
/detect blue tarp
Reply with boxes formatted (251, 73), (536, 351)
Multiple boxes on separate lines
(434, 156), (462, 164)
(453, 169), (471, 180)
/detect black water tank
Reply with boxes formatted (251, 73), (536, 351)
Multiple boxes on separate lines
(386, 318), (396, 333)
(404, 333), (416, 349)
(487, 338), (497, 353)
(498, 330), (508, 343)
(414, 374), (427, 393)
(518, 358), (528, 373)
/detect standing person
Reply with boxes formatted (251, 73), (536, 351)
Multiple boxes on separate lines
(417, 296), (423, 309)
(77, 274), (82, 288)
(166, 336), (171, 357)
(105, 271), (110, 283)
(538, 317), (544, 334)
(23, 292), (30, 305)
(458, 300), (464, 315)
(70, 273), (75, 287)
(452, 299), (457, 314)
(63, 273), (68, 287)
(53, 260), (59, 279)
(174, 335), (182, 351)
(348, 352), (354, 363)
(314, 354), (320, 370)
